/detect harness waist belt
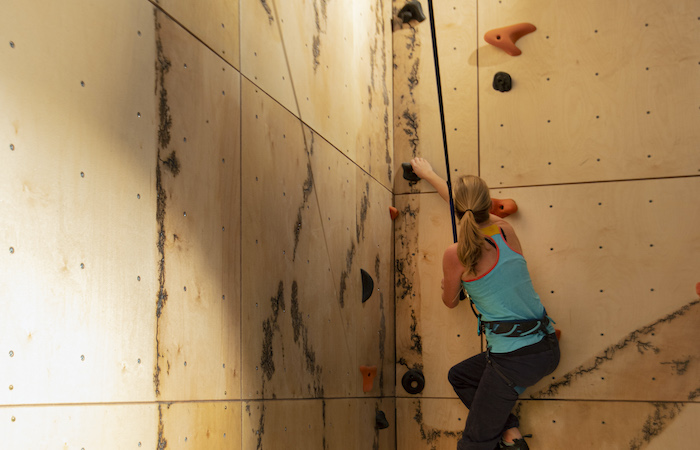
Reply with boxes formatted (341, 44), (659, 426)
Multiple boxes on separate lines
(481, 314), (550, 337)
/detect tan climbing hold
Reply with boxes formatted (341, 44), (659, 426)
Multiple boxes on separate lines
(484, 23), (537, 56)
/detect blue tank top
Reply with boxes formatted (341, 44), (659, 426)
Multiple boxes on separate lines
(461, 225), (554, 353)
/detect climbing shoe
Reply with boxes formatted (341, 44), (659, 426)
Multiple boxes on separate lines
(499, 434), (531, 449)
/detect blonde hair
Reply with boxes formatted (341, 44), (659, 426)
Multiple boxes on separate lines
(453, 175), (491, 274)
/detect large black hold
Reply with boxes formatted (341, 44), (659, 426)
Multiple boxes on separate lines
(401, 369), (425, 394)
(398, 0), (426, 23)
(376, 410), (390, 429)
(361, 269), (374, 303)
(493, 72), (513, 92)
(401, 162), (421, 182)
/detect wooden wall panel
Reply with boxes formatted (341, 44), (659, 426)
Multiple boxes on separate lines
(243, 398), (395, 449)
(355, 170), (396, 397)
(153, 0), (240, 69)
(502, 177), (700, 399)
(154, 10), (241, 402)
(239, 0), (297, 115)
(159, 401), (242, 449)
(392, 0), (479, 195)
(396, 179), (700, 402)
(478, 0), (700, 186)
(517, 400), (700, 449)
(241, 76), (396, 402)
(241, 79), (356, 399)
(396, 398), (463, 450)
(275, 0), (395, 188)
(4, 404), (158, 449)
(0, 0), (157, 405)
(397, 398), (700, 449)
(395, 193), (480, 399)
(305, 127), (396, 398)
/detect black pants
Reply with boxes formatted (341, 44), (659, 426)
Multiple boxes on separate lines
(448, 333), (560, 450)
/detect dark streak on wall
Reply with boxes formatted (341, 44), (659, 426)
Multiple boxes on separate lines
(254, 402), (266, 450)
(397, 357), (423, 374)
(322, 399), (327, 449)
(338, 241), (356, 308)
(157, 404), (168, 449)
(259, 0), (274, 24)
(290, 280), (324, 397)
(154, 10), (174, 401)
(412, 399), (462, 450)
(371, 0), (392, 181)
(375, 254), (387, 394)
(293, 159), (314, 261)
(395, 201), (418, 302)
(629, 402), (684, 450)
(261, 281), (324, 399)
(356, 182), (370, 242)
(532, 299), (700, 399)
(409, 308), (422, 354)
(312, 0), (329, 72)
(261, 282), (285, 383)
(660, 358), (691, 375)
(402, 108), (419, 158)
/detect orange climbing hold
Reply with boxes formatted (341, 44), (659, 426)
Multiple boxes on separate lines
(389, 206), (399, 220)
(360, 365), (377, 393)
(696, 282), (700, 297)
(555, 329), (561, 341)
(490, 198), (518, 218)
(484, 23), (537, 56)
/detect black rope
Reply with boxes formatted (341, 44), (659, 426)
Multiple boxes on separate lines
(426, 0), (457, 244)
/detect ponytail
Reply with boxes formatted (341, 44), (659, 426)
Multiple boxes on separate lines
(453, 176), (492, 275)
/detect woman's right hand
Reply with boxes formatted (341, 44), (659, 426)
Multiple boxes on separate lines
(410, 157), (435, 180)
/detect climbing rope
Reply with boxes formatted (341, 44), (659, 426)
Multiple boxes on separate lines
(426, 0), (458, 244)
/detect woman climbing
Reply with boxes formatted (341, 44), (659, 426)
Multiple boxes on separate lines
(410, 157), (560, 450)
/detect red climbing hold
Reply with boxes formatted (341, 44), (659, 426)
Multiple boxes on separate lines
(555, 329), (561, 341)
(360, 365), (377, 393)
(389, 206), (399, 220)
(484, 23), (537, 56)
(696, 282), (700, 297)
(490, 198), (518, 218)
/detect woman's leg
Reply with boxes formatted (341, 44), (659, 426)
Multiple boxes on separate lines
(447, 352), (487, 410)
(449, 353), (520, 450)
(457, 362), (521, 450)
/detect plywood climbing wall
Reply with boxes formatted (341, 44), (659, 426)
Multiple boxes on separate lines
(394, 0), (700, 448)
(2, 0), (395, 448)
(240, 0), (395, 189)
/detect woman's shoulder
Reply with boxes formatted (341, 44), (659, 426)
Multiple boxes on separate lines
(489, 217), (523, 253)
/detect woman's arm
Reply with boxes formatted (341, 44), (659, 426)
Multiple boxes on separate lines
(442, 243), (464, 308)
(410, 157), (450, 203)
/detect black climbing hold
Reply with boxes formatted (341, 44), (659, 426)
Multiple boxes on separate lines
(376, 410), (390, 429)
(402, 369), (425, 394)
(361, 269), (374, 303)
(493, 72), (512, 92)
(401, 162), (420, 182)
(398, 0), (426, 24)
